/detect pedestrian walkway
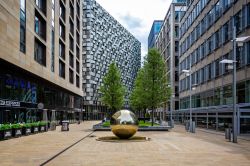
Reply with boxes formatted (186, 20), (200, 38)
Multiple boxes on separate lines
(0, 122), (250, 166)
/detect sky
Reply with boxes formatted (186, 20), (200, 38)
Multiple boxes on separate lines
(95, 0), (171, 59)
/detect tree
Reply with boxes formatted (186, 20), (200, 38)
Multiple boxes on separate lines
(130, 68), (148, 121)
(100, 62), (125, 117)
(143, 48), (171, 126)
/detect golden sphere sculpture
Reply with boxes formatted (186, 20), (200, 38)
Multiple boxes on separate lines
(110, 110), (139, 139)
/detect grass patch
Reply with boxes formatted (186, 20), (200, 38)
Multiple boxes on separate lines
(102, 120), (159, 127)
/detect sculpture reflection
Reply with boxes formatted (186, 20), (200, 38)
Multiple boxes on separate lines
(110, 110), (139, 139)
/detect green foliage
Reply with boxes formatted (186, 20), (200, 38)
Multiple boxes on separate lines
(39, 121), (48, 126)
(0, 124), (12, 131)
(130, 48), (171, 126)
(130, 68), (148, 111)
(11, 123), (23, 129)
(145, 112), (150, 118)
(100, 62), (125, 113)
(102, 121), (110, 127)
(138, 120), (159, 127)
(23, 123), (32, 128)
(31, 122), (40, 127)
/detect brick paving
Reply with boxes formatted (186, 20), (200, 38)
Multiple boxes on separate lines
(0, 122), (250, 166)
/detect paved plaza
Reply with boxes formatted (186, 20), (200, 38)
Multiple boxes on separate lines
(0, 121), (250, 166)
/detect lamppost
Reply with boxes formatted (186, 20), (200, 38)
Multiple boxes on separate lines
(182, 62), (196, 133)
(220, 26), (250, 143)
(167, 84), (174, 127)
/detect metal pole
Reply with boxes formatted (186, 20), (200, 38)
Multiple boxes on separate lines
(232, 26), (237, 143)
(189, 61), (192, 132)
(170, 94), (173, 127)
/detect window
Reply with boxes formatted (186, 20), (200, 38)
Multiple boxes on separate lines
(59, 60), (65, 78)
(59, 40), (65, 59)
(69, 52), (74, 68)
(76, 75), (79, 88)
(215, 1), (221, 20)
(235, 10), (242, 34)
(59, 20), (65, 40)
(20, 0), (26, 53)
(70, 3), (74, 19)
(76, 60), (79, 73)
(34, 38), (46, 66)
(214, 30), (221, 49)
(51, 0), (55, 72)
(69, 69), (74, 84)
(51, 29), (55, 72)
(76, 46), (79, 59)
(76, 17), (80, 31)
(247, 42), (250, 64)
(236, 45), (244, 68)
(35, 11), (46, 40)
(223, 85), (233, 105)
(76, 32), (80, 45)
(35, 0), (46, 15)
(223, 22), (229, 43)
(69, 35), (74, 52)
(175, 41), (179, 52)
(70, 19), (74, 36)
(77, 3), (80, 17)
(175, 26), (179, 38)
(60, 1), (65, 21)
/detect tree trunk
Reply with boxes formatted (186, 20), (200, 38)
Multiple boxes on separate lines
(144, 108), (146, 123)
(151, 107), (154, 126)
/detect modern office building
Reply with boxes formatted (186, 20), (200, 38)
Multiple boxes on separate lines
(177, 0), (250, 134)
(155, 1), (186, 115)
(0, 0), (83, 124)
(82, 0), (141, 120)
(148, 20), (163, 49)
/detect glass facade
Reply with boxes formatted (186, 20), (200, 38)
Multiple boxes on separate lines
(148, 20), (163, 49)
(0, 64), (82, 124)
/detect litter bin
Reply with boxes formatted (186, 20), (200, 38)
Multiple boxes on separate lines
(191, 121), (196, 133)
(61, 120), (69, 131)
(185, 120), (189, 131)
(225, 128), (232, 140)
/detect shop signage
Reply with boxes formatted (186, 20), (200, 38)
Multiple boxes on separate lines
(0, 99), (20, 107)
(0, 99), (37, 108)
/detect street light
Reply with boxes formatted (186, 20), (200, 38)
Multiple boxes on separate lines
(182, 62), (195, 133)
(220, 27), (250, 143)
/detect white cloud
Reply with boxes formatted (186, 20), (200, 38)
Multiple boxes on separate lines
(95, 0), (171, 59)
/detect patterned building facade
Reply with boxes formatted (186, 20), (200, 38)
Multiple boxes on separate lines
(82, 0), (141, 119)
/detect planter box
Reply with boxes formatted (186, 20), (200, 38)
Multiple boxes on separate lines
(0, 129), (12, 140)
(39, 125), (46, 132)
(12, 128), (22, 137)
(22, 127), (31, 135)
(31, 126), (39, 133)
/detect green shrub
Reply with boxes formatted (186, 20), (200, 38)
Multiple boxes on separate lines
(0, 124), (12, 131)
(39, 121), (48, 126)
(12, 123), (23, 129)
(145, 112), (150, 118)
(23, 123), (32, 128)
(31, 122), (40, 127)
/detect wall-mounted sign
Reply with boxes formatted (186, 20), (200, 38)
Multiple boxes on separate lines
(0, 99), (20, 107)
(0, 99), (37, 108)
